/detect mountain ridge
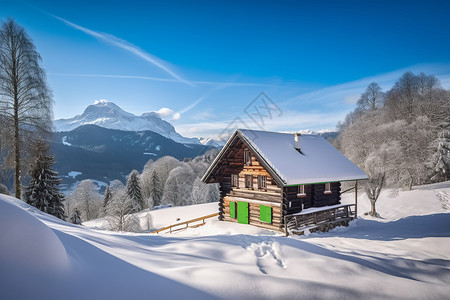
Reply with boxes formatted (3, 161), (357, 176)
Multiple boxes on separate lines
(51, 124), (212, 193)
(53, 100), (201, 145)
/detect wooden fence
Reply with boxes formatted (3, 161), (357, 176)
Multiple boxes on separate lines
(151, 212), (219, 234)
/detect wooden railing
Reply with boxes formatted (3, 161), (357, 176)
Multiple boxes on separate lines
(284, 204), (355, 235)
(151, 212), (219, 234)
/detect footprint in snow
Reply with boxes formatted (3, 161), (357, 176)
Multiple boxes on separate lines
(247, 241), (287, 274)
(436, 190), (450, 211)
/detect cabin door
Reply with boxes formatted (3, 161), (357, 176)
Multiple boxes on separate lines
(237, 201), (249, 224)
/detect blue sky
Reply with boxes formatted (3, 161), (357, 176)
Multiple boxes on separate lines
(1, 0), (450, 138)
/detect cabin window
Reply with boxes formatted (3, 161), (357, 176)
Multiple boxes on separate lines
(245, 175), (253, 189)
(324, 182), (332, 193)
(244, 150), (252, 165)
(231, 174), (239, 187)
(297, 185), (306, 196)
(257, 175), (267, 190)
(260, 205), (272, 223)
(230, 201), (236, 218)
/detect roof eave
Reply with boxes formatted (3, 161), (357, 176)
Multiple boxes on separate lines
(201, 130), (240, 183)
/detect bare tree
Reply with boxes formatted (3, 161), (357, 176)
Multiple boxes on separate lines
(70, 179), (102, 221)
(365, 173), (385, 217)
(106, 189), (139, 232)
(357, 82), (384, 111)
(0, 19), (53, 198)
(161, 164), (195, 206)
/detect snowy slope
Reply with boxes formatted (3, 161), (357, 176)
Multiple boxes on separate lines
(53, 100), (201, 145)
(1, 182), (450, 299)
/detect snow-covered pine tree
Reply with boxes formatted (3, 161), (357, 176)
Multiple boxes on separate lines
(126, 170), (143, 212)
(0, 183), (9, 195)
(23, 141), (66, 220)
(428, 129), (450, 182)
(50, 193), (66, 220)
(104, 185), (112, 208)
(149, 171), (163, 207)
(70, 209), (82, 225)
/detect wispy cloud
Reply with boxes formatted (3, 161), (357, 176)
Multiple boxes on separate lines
(176, 110), (346, 139)
(282, 63), (450, 108)
(172, 83), (233, 120)
(48, 72), (275, 87)
(177, 63), (450, 138)
(41, 11), (194, 86)
(178, 97), (206, 115)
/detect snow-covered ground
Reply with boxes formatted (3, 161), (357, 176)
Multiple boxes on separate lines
(1, 182), (450, 299)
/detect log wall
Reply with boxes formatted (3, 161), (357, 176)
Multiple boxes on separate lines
(210, 135), (342, 232)
(282, 182), (342, 223)
(313, 182), (341, 207)
(213, 139), (284, 231)
(222, 197), (282, 231)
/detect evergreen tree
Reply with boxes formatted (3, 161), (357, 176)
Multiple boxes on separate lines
(23, 141), (66, 220)
(0, 183), (9, 195)
(103, 185), (112, 208)
(149, 171), (162, 207)
(428, 130), (450, 182)
(70, 209), (82, 225)
(126, 170), (143, 212)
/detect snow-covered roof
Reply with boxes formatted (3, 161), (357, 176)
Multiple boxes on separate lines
(203, 129), (368, 186)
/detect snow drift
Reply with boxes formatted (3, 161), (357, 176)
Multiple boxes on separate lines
(0, 195), (68, 271)
(1, 182), (450, 299)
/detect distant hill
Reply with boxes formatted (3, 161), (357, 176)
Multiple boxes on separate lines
(51, 125), (212, 193)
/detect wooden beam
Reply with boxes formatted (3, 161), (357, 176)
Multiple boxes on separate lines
(341, 186), (356, 194)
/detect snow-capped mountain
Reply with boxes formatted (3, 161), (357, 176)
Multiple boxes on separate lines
(53, 100), (201, 145)
(293, 129), (339, 140)
(198, 137), (226, 147)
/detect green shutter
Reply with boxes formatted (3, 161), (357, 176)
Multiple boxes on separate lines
(237, 201), (249, 224)
(260, 205), (272, 223)
(230, 201), (236, 218)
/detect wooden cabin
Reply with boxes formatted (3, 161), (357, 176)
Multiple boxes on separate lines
(202, 129), (368, 234)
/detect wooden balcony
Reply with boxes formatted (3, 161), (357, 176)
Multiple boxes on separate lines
(284, 204), (356, 236)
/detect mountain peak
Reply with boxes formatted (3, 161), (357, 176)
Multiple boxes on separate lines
(53, 101), (201, 145)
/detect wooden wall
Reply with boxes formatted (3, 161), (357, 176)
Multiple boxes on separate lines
(313, 182), (341, 207)
(222, 197), (282, 231)
(282, 184), (315, 216)
(212, 138), (284, 231)
(210, 135), (342, 232)
(281, 182), (341, 223)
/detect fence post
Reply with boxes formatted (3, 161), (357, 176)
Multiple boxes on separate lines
(355, 181), (358, 219)
(284, 216), (288, 237)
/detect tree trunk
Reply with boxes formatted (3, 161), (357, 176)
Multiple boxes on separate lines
(14, 109), (20, 199)
(13, 67), (20, 199)
(370, 200), (376, 216)
(408, 176), (413, 191)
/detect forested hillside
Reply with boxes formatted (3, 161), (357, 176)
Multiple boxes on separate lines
(334, 72), (450, 189)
